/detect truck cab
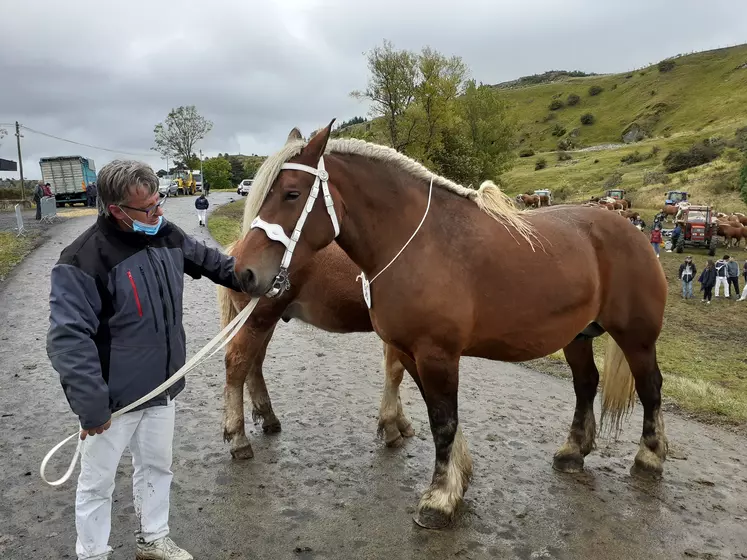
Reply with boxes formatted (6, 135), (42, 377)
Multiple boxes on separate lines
(665, 190), (688, 206)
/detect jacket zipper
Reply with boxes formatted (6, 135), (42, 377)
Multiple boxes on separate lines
(159, 257), (177, 325)
(138, 266), (159, 333)
(126, 270), (143, 317)
(146, 247), (171, 384)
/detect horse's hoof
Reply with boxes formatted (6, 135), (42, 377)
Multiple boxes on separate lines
(230, 445), (255, 461)
(399, 423), (416, 438)
(385, 435), (406, 448)
(631, 450), (664, 479)
(413, 507), (452, 530)
(552, 451), (585, 473)
(262, 419), (282, 434)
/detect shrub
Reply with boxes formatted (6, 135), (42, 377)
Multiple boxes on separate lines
(651, 145), (661, 158)
(557, 151), (572, 161)
(551, 123), (567, 137)
(642, 171), (670, 185)
(620, 151), (645, 164)
(740, 160), (747, 205)
(535, 157), (547, 171)
(588, 85), (603, 96)
(580, 113), (595, 125)
(549, 99), (564, 111)
(658, 59), (676, 73)
(734, 126), (747, 152)
(566, 93), (580, 106)
(519, 148), (535, 157)
(557, 137), (576, 151)
(603, 171), (623, 188)
(711, 177), (736, 195)
(663, 143), (721, 173)
(593, 159), (600, 164)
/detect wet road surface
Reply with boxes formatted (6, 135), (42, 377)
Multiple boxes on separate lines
(1, 193), (746, 559)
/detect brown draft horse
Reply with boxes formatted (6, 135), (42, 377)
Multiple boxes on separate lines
(231, 121), (669, 529)
(515, 193), (540, 208)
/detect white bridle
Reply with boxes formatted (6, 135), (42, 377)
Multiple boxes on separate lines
(250, 156), (340, 297)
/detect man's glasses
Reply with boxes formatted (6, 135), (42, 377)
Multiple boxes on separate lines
(120, 192), (167, 218)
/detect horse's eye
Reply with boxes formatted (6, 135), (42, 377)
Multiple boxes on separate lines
(284, 191), (300, 201)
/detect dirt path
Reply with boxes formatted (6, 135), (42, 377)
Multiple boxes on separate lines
(1, 194), (745, 560)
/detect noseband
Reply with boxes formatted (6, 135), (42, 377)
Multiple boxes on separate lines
(250, 156), (340, 297)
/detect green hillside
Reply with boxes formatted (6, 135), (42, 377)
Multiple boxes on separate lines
(497, 44), (747, 209)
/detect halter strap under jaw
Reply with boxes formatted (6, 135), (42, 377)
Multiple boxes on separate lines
(249, 156), (340, 297)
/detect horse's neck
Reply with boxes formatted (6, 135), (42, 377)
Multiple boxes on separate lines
(328, 156), (433, 277)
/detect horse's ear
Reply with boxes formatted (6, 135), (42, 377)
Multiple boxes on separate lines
(286, 127), (303, 143)
(302, 119), (336, 161)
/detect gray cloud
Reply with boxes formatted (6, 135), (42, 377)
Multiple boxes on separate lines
(1, 0), (745, 179)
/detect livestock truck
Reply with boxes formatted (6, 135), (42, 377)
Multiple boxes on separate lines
(39, 155), (97, 207)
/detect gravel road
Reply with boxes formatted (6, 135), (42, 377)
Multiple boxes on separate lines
(0, 192), (745, 560)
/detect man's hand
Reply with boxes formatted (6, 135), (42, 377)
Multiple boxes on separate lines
(80, 419), (112, 440)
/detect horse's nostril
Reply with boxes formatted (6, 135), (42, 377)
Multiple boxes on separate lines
(238, 269), (256, 292)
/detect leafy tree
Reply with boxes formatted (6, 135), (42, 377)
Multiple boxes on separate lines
(457, 80), (516, 181)
(350, 40), (419, 151)
(153, 106), (212, 169)
(202, 157), (233, 190)
(243, 156), (266, 179)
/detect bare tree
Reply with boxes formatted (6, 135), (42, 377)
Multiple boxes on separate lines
(153, 106), (212, 167)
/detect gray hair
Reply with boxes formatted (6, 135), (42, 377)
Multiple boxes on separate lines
(96, 160), (158, 216)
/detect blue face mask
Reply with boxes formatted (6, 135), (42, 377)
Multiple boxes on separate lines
(132, 215), (163, 235)
(120, 208), (163, 236)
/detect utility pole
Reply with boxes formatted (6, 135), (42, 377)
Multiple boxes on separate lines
(199, 149), (204, 191)
(15, 121), (25, 200)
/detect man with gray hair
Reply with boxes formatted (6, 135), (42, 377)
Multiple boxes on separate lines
(46, 160), (247, 560)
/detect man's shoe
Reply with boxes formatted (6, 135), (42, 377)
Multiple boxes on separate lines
(136, 537), (193, 560)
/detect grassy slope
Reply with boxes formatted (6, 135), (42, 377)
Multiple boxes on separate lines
(498, 45), (747, 209)
(210, 200), (747, 425)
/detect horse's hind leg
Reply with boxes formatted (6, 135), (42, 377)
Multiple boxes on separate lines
(378, 343), (416, 447)
(553, 338), (599, 473)
(623, 344), (668, 476)
(602, 334), (668, 476)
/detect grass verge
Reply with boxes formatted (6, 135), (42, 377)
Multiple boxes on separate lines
(0, 231), (42, 282)
(209, 199), (747, 426)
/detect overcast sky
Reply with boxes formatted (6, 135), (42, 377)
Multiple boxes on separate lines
(1, 0), (745, 179)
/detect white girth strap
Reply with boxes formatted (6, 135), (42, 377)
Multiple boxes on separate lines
(250, 156), (340, 296)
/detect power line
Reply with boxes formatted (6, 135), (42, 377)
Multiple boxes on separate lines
(20, 125), (155, 158)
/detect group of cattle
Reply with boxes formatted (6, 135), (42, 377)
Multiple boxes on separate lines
(514, 193), (641, 220)
(515, 193), (551, 208)
(716, 211), (747, 248)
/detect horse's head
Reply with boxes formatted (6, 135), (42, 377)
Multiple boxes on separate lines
(233, 120), (340, 297)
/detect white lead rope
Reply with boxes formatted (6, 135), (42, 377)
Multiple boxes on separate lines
(40, 297), (260, 487)
(357, 176), (433, 308)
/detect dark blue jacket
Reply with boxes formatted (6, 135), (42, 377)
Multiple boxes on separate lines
(195, 196), (209, 210)
(46, 216), (242, 429)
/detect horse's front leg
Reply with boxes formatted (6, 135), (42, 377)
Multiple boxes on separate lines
(378, 343), (416, 447)
(246, 324), (281, 434)
(222, 322), (277, 460)
(412, 349), (472, 530)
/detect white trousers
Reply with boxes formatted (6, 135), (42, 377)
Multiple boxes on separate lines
(196, 209), (207, 224)
(75, 399), (175, 560)
(715, 276), (729, 297)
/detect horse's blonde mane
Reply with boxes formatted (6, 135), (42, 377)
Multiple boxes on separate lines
(241, 136), (536, 246)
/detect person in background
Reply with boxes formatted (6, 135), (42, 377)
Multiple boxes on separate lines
(203, 180), (210, 197)
(714, 255), (729, 298)
(195, 193), (209, 227)
(679, 255), (697, 299)
(669, 222), (682, 252)
(649, 224), (662, 258)
(34, 180), (45, 220)
(737, 259), (747, 302)
(42, 182), (54, 198)
(726, 255), (740, 299)
(698, 259), (716, 304)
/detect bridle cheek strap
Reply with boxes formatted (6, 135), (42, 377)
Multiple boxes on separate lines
(249, 156), (340, 297)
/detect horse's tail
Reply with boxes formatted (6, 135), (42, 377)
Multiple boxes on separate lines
(217, 242), (239, 329)
(599, 335), (636, 438)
